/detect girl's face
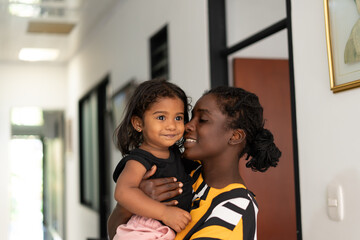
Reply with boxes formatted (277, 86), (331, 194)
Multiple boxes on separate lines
(134, 97), (185, 154)
(183, 94), (234, 162)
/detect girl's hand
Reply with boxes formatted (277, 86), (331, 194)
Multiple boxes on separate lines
(161, 206), (191, 233)
(140, 165), (183, 205)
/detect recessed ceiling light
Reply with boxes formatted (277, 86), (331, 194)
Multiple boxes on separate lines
(18, 48), (60, 61)
(11, 107), (44, 126)
(9, 0), (41, 3)
(8, 3), (41, 18)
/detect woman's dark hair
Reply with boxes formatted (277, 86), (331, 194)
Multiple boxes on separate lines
(205, 86), (281, 172)
(114, 78), (190, 155)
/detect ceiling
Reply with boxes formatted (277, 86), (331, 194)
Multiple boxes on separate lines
(0, 0), (117, 63)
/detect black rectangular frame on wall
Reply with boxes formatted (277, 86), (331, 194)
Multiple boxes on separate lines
(79, 75), (110, 239)
(208, 0), (302, 239)
(150, 25), (169, 80)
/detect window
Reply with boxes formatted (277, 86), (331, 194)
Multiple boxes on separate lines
(150, 25), (169, 79)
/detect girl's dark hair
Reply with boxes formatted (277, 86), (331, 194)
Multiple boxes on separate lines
(114, 78), (190, 155)
(205, 86), (281, 172)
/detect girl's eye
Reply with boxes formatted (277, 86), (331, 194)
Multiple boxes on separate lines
(157, 116), (165, 120)
(175, 116), (183, 121)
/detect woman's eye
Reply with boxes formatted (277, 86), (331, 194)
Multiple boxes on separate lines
(157, 116), (165, 120)
(199, 118), (207, 123)
(175, 116), (183, 121)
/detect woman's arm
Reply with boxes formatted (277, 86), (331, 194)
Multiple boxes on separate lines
(139, 165), (185, 204)
(115, 160), (191, 232)
(107, 203), (132, 240)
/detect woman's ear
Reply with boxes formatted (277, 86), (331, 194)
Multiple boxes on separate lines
(229, 129), (246, 145)
(131, 116), (143, 132)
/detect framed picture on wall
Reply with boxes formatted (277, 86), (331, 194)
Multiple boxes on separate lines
(324, 0), (360, 92)
(111, 79), (137, 129)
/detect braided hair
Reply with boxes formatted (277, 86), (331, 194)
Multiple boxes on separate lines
(205, 86), (281, 172)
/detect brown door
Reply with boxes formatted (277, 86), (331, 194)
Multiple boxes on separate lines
(233, 58), (297, 240)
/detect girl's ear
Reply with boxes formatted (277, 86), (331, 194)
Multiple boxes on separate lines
(229, 129), (246, 145)
(131, 116), (143, 132)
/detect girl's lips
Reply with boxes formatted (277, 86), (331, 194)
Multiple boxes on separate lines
(163, 133), (181, 138)
(164, 134), (177, 138)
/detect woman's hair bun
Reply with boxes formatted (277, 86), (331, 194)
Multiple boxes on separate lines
(246, 128), (281, 172)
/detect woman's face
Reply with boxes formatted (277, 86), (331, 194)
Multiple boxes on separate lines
(183, 94), (233, 162)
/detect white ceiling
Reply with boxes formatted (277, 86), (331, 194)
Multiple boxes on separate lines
(0, 0), (117, 63)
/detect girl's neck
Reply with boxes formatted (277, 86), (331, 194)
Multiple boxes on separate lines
(139, 144), (170, 159)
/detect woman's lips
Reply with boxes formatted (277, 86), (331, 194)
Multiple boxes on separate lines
(185, 138), (197, 143)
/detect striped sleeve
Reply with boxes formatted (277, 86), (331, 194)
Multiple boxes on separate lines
(189, 189), (258, 240)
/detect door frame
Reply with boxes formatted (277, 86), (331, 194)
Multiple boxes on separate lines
(79, 76), (110, 239)
(207, 0), (302, 239)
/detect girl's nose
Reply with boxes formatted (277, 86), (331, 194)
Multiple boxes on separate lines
(166, 119), (176, 130)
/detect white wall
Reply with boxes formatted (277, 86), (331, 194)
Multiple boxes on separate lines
(1, 1), (359, 239)
(292, 0), (360, 239)
(68, 0), (360, 239)
(0, 62), (67, 240)
(65, 0), (210, 239)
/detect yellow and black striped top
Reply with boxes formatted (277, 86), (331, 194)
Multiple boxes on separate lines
(175, 166), (258, 240)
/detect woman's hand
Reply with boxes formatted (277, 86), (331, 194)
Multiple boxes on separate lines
(140, 165), (183, 205)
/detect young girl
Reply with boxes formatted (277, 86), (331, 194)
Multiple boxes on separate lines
(111, 79), (194, 239)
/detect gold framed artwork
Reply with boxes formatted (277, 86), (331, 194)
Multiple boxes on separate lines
(324, 0), (360, 92)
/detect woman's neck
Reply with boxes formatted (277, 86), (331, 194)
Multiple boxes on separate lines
(201, 158), (244, 189)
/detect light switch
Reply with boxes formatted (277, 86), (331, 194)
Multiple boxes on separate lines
(327, 183), (344, 221)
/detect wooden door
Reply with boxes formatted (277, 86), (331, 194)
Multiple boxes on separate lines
(233, 58), (297, 240)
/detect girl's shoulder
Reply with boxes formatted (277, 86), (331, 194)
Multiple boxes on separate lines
(112, 148), (154, 182)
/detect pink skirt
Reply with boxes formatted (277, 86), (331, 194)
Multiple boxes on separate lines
(113, 215), (175, 240)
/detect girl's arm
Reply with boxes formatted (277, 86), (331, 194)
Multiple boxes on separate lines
(115, 160), (191, 232)
(108, 165), (184, 239)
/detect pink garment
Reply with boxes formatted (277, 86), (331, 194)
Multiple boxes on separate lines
(113, 215), (175, 240)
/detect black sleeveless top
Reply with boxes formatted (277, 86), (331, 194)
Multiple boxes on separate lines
(113, 146), (197, 212)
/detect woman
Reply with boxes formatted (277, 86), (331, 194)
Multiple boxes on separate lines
(108, 86), (281, 240)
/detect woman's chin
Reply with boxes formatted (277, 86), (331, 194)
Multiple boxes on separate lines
(183, 150), (197, 160)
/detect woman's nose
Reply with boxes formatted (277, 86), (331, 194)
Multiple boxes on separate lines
(185, 120), (194, 132)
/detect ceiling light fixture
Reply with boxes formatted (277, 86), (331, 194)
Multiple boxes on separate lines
(8, 2), (41, 18)
(11, 107), (44, 126)
(9, 0), (41, 3)
(18, 48), (60, 61)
